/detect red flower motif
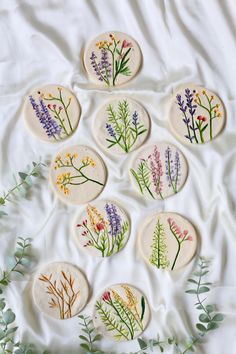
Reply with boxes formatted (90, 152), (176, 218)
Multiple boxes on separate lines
(187, 236), (193, 241)
(53, 104), (56, 109)
(48, 104), (51, 109)
(197, 115), (207, 122)
(102, 291), (111, 302)
(122, 40), (132, 48)
(82, 220), (87, 226)
(96, 223), (105, 231)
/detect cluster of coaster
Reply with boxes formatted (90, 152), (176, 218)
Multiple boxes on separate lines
(22, 32), (226, 341)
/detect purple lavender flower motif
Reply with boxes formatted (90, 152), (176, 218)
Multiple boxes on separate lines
(90, 50), (112, 85)
(165, 147), (181, 193)
(106, 123), (116, 138)
(148, 145), (163, 199)
(176, 93), (193, 143)
(105, 203), (121, 236)
(185, 88), (198, 143)
(29, 96), (61, 138)
(132, 111), (138, 127)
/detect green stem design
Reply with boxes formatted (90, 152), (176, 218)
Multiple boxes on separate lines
(169, 225), (188, 270)
(166, 151), (177, 194)
(195, 93), (218, 141)
(149, 219), (169, 269)
(130, 160), (154, 199)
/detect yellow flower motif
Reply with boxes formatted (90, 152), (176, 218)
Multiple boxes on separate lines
(211, 95), (215, 100)
(66, 153), (71, 158)
(73, 153), (78, 159)
(122, 285), (138, 309)
(48, 93), (52, 97)
(81, 156), (96, 167)
(216, 103), (220, 108)
(194, 99), (197, 103)
(217, 112), (221, 118)
(86, 204), (107, 232)
(195, 92), (199, 97)
(202, 90), (206, 95)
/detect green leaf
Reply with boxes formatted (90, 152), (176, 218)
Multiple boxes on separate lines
(199, 314), (210, 323)
(79, 335), (89, 342)
(206, 305), (215, 313)
(141, 296), (145, 321)
(6, 326), (18, 335)
(207, 322), (219, 331)
(18, 172), (28, 180)
(198, 286), (210, 293)
(80, 343), (90, 350)
(196, 323), (207, 332)
(212, 314), (224, 322)
(187, 279), (198, 284)
(185, 289), (198, 294)
(92, 334), (102, 342)
(0, 198), (5, 205)
(138, 338), (147, 349)
(3, 309), (15, 324)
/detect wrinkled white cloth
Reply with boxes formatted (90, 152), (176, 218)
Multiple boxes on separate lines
(0, 0), (235, 353)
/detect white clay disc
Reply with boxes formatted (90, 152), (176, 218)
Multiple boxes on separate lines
(139, 213), (197, 271)
(24, 85), (81, 142)
(33, 262), (89, 320)
(94, 98), (150, 154)
(169, 84), (225, 145)
(74, 200), (130, 257)
(93, 284), (149, 341)
(50, 145), (107, 205)
(130, 142), (188, 200)
(84, 31), (142, 87)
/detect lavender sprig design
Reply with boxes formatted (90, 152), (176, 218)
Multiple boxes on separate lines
(90, 51), (112, 86)
(29, 95), (61, 139)
(148, 146), (164, 199)
(105, 100), (147, 153)
(165, 147), (181, 194)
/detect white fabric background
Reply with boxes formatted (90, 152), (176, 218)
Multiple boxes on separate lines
(0, 0), (236, 353)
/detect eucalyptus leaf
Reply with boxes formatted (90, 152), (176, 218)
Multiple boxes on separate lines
(3, 309), (15, 324)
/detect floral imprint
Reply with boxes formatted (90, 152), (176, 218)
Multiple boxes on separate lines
(84, 32), (142, 87)
(33, 262), (89, 320)
(130, 142), (188, 200)
(139, 213), (197, 271)
(93, 284), (149, 341)
(24, 85), (81, 142)
(170, 85), (225, 144)
(94, 98), (150, 154)
(74, 200), (130, 257)
(50, 145), (107, 205)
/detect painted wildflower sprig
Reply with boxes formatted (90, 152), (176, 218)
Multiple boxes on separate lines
(176, 88), (222, 143)
(0, 161), (45, 217)
(95, 286), (146, 341)
(90, 33), (133, 86)
(54, 153), (104, 195)
(77, 203), (129, 257)
(149, 219), (169, 269)
(167, 218), (193, 270)
(105, 100), (147, 153)
(131, 145), (182, 199)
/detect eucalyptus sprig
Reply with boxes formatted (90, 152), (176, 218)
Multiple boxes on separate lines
(78, 315), (104, 354)
(0, 161), (45, 217)
(0, 237), (32, 291)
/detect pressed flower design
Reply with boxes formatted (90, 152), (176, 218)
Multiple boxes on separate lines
(167, 217), (193, 270)
(54, 153), (104, 195)
(130, 144), (184, 200)
(38, 271), (80, 319)
(90, 33), (134, 86)
(149, 219), (169, 269)
(95, 285), (147, 341)
(28, 86), (78, 141)
(76, 203), (129, 257)
(105, 100), (148, 153)
(176, 88), (223, 143)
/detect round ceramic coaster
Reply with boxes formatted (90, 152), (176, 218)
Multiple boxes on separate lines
(50, 145), (107, 205)
(32, 262), (89, 320)
(94, 98), (150, 154)
(130, 142), (188, 200)
(169, 85), (225, 144)
(84, 31), (142, 87)
(74, 200), (130, 257)
(24, 85), (81, 142)
(93, 284), (149, 341)
(139, 213), (197, 271)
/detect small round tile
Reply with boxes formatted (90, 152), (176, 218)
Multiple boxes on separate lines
(50, 145), (107, 205)
(130, 142), (188, 200)
(74, 200), (130, 257)
(93, 284), (150, 341)
(33, 262), (89, 320)
(169, 85), (225, 144)
(94, 97), (150, 154)
(139, 213), (197, 271)
(24, 85), (81, 142)
(84, 31), (142, 87)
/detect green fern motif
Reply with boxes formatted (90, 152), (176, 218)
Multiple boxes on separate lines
(106, 100), (147, 153)
(95, 301), (130, 340)
(115, 221), (129, 252)
(130, 160), (154, 199)
(149, 219), (169, 269)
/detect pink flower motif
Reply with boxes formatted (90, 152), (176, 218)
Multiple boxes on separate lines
(82, 220), (87, 226)
(59, 106), (63, 111)
(122, 39), (133, 48)
(102, 291), (111, 302)
(48, 104), (51, 109)
(187, 236), (193, 241)
(96, 223), (105, 231)
(167, 218), (173, 226)
(53, 104), (56, 109)
(183, 230), (188, 236)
